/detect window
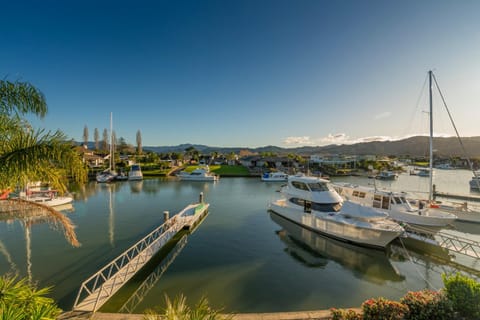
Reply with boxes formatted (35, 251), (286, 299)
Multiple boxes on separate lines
(288, 198), (341, 212)
(291, 181), (309, 191)
(308, 182), (329, 192)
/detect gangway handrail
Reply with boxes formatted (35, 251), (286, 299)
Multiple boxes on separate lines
(435, 232), (480, 259)
(73, 215), (184, 311)
(118, 235), (189, 313)
(403, 225), (480, 260)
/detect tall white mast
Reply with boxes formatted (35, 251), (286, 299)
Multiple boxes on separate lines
(428, 70), (433, 202)
(109, 112), (113, 170)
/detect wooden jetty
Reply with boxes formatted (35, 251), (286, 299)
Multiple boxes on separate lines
(432, 184), (480, 202)
(72, 197), (209, 313)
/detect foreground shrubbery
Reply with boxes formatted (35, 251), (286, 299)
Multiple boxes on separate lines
(0, 275), (62, 320)
(331, 273), (479, 320)
(443, 272), (480, 319)
(144, 294), (231, 320)
(1, 272), (477, 320)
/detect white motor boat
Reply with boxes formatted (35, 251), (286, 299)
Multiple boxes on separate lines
(261, 171), (288, 182)
(270, 212), (405, 282)
(469, 172), (480, 190)
(268, 175), (404, 249)
(20, 189), (73, 207)
(376, 171), (398, 180)
(428, 200), (480, 224)
(333, 182), (457, 228)
(128, 164), (143, 181)
(177, 166), (219, 181)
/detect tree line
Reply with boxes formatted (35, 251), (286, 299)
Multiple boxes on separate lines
(82, 125), (143, 155)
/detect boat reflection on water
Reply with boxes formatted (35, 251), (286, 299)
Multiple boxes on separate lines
(270, 212), (405, 284)
(129, 180), (144, 193)
(0, 201), (79, 282)
(452, 220), (480, 236)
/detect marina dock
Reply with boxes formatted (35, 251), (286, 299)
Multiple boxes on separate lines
(432, 184), (480, 202)
(72, 197), (209, 313)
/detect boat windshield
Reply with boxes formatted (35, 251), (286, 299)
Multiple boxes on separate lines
(307, 182), (330, 192)
(393, 197), (403, 204)
(289, 197), (342, 212)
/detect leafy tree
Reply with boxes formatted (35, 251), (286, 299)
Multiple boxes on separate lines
(185, 146), (199, 162)
(102, 128), (109, 152)
(136, 130), (143, 155)
(226, 152), (237, 162)
(117, 136), (128, 154)
(94, 127), (99, 150)
(82, 125), (88, 147)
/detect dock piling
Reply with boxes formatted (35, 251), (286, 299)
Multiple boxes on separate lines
(163, 211), (169, 222)
(199, 192), (204, 203)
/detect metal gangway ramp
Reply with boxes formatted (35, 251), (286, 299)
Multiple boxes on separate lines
(405, 225), (480, 259)
(73, 202), (208, 312)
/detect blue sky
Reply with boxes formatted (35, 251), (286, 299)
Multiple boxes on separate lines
(2, 0), (480, 148)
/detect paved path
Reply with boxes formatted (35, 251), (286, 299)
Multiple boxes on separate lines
(62, 309), (362, 320)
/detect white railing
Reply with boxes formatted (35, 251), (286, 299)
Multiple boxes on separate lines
(436, 232), (480, 259)
(405, 225), (480, 259)
(118, 235), (188, 313)
(73, 217), (185, 312)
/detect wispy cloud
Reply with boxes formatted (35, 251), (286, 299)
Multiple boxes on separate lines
(283, 136), (314, 145)
(283, 133), (393, 147)
(374, 111), (391, 120)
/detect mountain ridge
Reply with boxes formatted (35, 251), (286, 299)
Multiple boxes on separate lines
(140, 136), (480, 158)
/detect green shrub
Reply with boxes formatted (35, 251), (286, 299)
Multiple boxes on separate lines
(361, 297), (407, 320)
(330, 307), (362, 320)
(442, 272), (480, 319)
(401, 289), (454, 320)
(0, 275), (61, 320)
(144, 294), (231, 320)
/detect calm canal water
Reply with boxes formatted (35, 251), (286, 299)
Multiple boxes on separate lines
(0, 169), (479, 313)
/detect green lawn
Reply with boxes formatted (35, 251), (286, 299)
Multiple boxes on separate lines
(136, 164), (252, 177)
(211, 165), (250, 176)
(182, 165), (250, 176)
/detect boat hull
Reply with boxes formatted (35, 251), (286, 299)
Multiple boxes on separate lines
(269, 200), (402, 249)
(25, 196), (73, 207)
(387, 208), (456, 227)
(178, 176), (217, 181)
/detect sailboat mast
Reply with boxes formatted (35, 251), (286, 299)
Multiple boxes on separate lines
(428, 70), (433, 202)
(109, 112), (113, 170)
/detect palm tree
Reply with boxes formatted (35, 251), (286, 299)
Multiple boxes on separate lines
(0, 80), (47, 117)
(0, 79), (87, 200)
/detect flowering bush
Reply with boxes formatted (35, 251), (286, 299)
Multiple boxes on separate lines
(330, 308), (362, 320)
(401, 289), (453, 320)
(361, 297), (408, 320)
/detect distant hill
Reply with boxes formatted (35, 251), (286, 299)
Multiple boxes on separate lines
(82, 136), (480, 158)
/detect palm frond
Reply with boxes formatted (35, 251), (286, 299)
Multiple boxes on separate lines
(0, 199), (80, 247)
(0, 126), (87, 191)
(0, 80), (47, 118)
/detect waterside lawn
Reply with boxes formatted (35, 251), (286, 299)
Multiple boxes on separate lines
(142, 165), (251, 177)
